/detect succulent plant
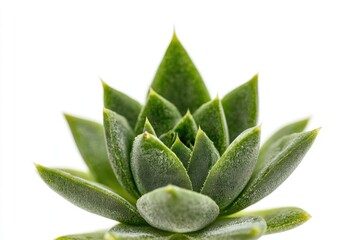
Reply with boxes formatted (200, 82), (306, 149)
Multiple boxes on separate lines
(36, 33), (319, 240)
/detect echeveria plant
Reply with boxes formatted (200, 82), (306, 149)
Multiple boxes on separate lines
(36, 33), (319, 240)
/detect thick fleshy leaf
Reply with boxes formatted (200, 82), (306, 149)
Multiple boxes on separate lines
(187, 129), (220, 192)
(102, 81), (142, 129)
(151, 33), (211, 115)
(193, 97), (229, 155)
(231, 207), (311, 235)
(36, 165), (145, 224)
(188, 216), (266, 240)
(56, 230), (106, 240)
(223, 129), (320, 214)
(171, 136), (192, 168)
(59, 169), (95, 182)
(143, 118), (156, 136)
(103, 109), (140, 199)
(257, 118), (309, 170)
(134, 89), (182, 136)
(64, 114), (121, 193)
(201, 126), (260, 210)
(137, 185), (219, 233)
(222, 75), (258, 142)
(173, 111), (198, 146)
(131, 132), (192, 195)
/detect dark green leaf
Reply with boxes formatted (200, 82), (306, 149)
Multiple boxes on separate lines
(104, 109), (140, 199)
(187, 130), (220, 192)
(143, 118), (156, 136)
(170, 136), (192, 169)
(131, 132), (192, 195)
(201, 126), (260, 210)
(193, 97), (229, 155)
(56, 230), (106, 240)
(151, 33), (211, 115)
(222, 75), (258, 142)
(36, 165), (145, 224)
(137, 185), (219, 233)
(173, 111), (198, 146)
(223, 129), (320, 214)
(159, 130), (177, 148)
(102, 81), (142, 129)
(231, 207), (311, 235)
(134, 89), (181, 136)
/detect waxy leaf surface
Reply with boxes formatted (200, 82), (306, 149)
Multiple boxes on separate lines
(131, 133), (192, 195)
(222, 75), (258, 142)
(56, 230), (106, 240)
(171, 136), (192, 169)
(201, 126), (260, 210)
(36, 165), (145, 224)
(103, 81), (142, 129)
(151, 33), (211, 115)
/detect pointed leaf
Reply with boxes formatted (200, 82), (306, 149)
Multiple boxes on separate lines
(36, 165), (145, 224)
(56, 230), (106, 240)
(170, 136), (192, 169)
(173, 111), (198, 146)
(222, 75), (258, 142)
(131, 132), (192, 195)
(193, 97), (229, 155)
(223, 129), (320, 214)
(201, 126), (260, 210)
(231, 207), (311, 235)
(188, 216), (266, 240)
(151, 33), (211, 115)
(258, 118), (309, 170)
(187, 130), (220, 192)
(135, 89), (182, 136)
(64, 114), (122, 192)
(104, 109), (140, 199)
(143, 118), (156, 136)
(102, 81), (142, 129)
(137, 185), (219, 233)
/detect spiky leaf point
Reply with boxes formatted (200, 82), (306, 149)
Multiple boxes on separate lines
(137, 185), (219, 233)
(258, 118), (309, 170)
(131, 132), (192, 195)
(193, 97), (229, 155)
(36, 165), (145, 224)
(103, 109), (140, 199)
(56, 231), (106, 240)
(143, 118), (157, 136)
(222, 74), (258, 142)
(151, 33), (211, 114)
(187, 216), (266, 240)
(64, 114), (122, 193)
(201, 126), (260, 210)
(230, 207), (311, 235)
(170, 135), (192, 169)
(102, 81), (142, 129)
(173, 110), (198, 146)
(135, 89), (182, 136)
(223, 129), (320, 215)
(187, 129), (220, 192)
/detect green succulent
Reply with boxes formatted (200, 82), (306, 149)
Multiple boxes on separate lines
(36, 33), (319, 240)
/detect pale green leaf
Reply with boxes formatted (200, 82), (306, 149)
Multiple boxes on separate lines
(58, 169), (95, 182)
(143, 118), (156, 136)
(170, 136), (192, 169)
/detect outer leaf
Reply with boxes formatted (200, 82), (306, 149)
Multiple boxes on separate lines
(258, 118), (309, 170)
(230, 207), (311, 235)
(131, 132), (192, 195)
(170, 136), (192, 169)
(151, 33), (211, 115)
(36, 165), (145, 224)
(134, 89), (182, 136)
(222, 75), (258, 142)
(143, 118), (156, 136)
(102, 81), (142, 129)
(104, 109), (140, 199)
(187, 129), (220, 192)
(193, 97), (229, 155)
(201, 126), (260, 210)
(137, 185), (219, 233)
(173, 111), (198, 146)
(223, 129), (320, 214)
(188, 216), (266, 240)
(64, 114), (121, 193)
(56, 230), (106, 240)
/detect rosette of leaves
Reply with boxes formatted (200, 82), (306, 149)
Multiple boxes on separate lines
(36, 33), (319, 240)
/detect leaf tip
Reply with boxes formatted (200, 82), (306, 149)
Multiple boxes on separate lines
(143, 131), (150, 139)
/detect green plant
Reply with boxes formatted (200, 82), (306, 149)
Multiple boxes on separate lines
(36, 33), (319, 240)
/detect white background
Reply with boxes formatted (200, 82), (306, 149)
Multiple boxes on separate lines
(1, 0), (360, 239)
